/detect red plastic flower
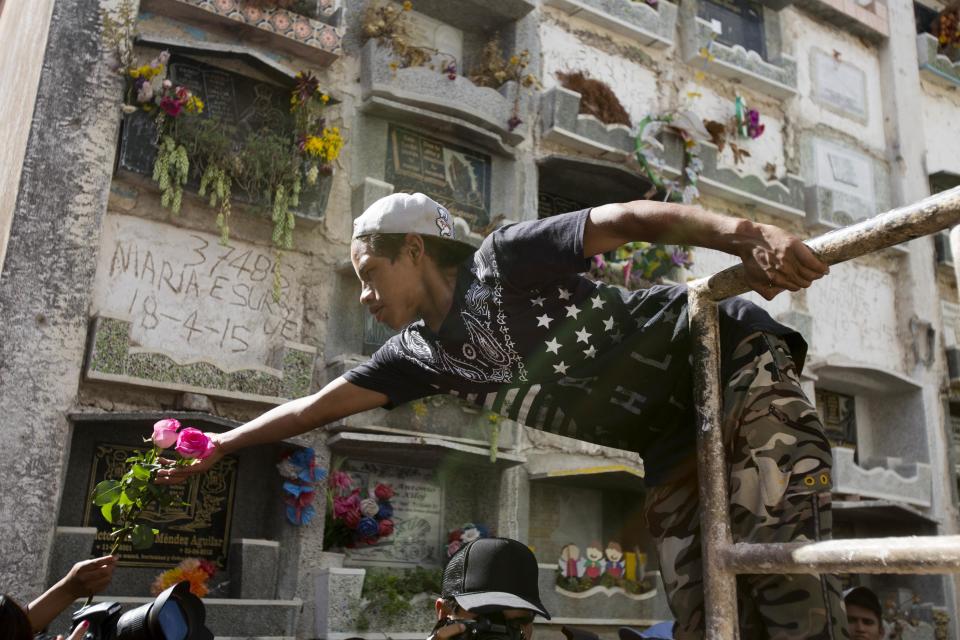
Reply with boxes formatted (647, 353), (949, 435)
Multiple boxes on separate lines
(198, 560), (217, 578)
(378, 519), (395, 537)
(374, 483), (394, 501)
(160, 97), (183, 117)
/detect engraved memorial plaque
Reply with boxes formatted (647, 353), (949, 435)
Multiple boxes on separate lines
(386, 125), (492, 230)
(698, 0), (766, 58)
(82, 444), (238, 568)
(342, 461), (444, 567)
(91, 214), (306, 374)
(811, 49), (866, 121)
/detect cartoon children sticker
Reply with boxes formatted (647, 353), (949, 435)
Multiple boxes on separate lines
(604, 541), (625, 578)
(558, 543), (583, 578)
(583, 542), (606, 579)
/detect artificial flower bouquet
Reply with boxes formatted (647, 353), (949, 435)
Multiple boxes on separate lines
(323, 470), (396, 550)
(277, 447), (327, 525)
(446, 522), (491, 558)
(151, 557), (217, 598)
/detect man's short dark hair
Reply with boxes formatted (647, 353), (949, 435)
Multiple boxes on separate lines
(355, 233), (475, 269)
(844, 586), (883, 622)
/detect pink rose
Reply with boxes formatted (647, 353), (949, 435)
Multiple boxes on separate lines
(329, 471), (353, 491)
(378, 519), (395, 537)
(374, 483), (394, 500)
(152, 418), (181, 449)
(447, 540), (462, 557)
(175, 427), (214, 459)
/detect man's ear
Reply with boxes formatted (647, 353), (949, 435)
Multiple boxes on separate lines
(405, 233), (426, 263)
(435, 597), (446, 620)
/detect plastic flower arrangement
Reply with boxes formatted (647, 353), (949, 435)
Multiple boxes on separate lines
(90, 419), (215, 558)
(446, 523), (491, 558)
(590, 242), (693, 290)
(324, 469), (396, 549)
(151, 558), (217, 598)
(735, 96), (764, 140)
(277, 447), (327, 525)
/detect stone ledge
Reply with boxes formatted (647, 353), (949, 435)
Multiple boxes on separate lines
(85, 316), (316, 404)
(536, 566), (671, 622)
(832, 447), (933, 508)
(792, 0), (889, 40)
(360, 40), (531, 149)
(141, 0), (343, 65)
(405, 0), (536, 31)
(540, 87), (635, 161)
(917, 32), (960, 89)
(683, 17), (798, 99)
(542, 0), (678, 49)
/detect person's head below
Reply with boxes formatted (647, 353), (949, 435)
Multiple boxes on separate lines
(351, 193), (475, 330)
(844, 586), (884, 640)
(434, 537), (550, 640)
(0, 595), (33, 640)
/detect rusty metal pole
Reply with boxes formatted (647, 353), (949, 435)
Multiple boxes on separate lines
(687, 184), (960, 638)
(688, 287), (738, 640)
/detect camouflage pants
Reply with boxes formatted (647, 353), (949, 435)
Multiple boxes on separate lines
(644, 332), (849, 639)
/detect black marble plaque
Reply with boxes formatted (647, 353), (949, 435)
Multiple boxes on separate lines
(698, 0), (766, 58)
(537, 191), (589, 219)
(82, 443), (238, 568)
(386, 125), (492, 230)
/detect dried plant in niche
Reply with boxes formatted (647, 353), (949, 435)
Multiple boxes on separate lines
(556, 70), (631, 127)
(469, 35), (539, 131)
(361, 1), (444, 70)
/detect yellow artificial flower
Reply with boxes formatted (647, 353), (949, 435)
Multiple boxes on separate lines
(320, 93), (330, 104)
(402, 0), (413, 10)
(185, 95), (205, 114)
(509, 55), (520, 66)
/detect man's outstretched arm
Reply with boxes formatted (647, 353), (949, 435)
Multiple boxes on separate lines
(585, 201), (828, 299)
(156, 377), (388, 484)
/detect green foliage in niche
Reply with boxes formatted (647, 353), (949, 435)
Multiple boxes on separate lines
(355, 566), (443, 631)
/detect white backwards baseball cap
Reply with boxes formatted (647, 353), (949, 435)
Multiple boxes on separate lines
(352, 192), (475, 252)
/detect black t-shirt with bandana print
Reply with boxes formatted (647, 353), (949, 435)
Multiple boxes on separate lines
(343, 209), (806, 485)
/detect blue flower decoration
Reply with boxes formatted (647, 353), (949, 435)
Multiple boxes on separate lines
(377, 503), (394, 520)
(298, 466), (327, 483)
(357, 516), (379, 538)
(289, 448), (315, 468)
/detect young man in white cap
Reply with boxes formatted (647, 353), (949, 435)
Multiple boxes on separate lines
(161, 192), (846, 638)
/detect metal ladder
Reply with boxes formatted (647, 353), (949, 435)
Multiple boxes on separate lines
(687, 185), (960, 638)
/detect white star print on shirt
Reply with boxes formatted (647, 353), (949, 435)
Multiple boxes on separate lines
(584, 345), (597, 359)
(575, 327), (592, 344)
(565, 304), (581, 319)
(662, 308), (678, 323)
(536, 314), (553, 328)
(531, 296), (545, 307)
(603, 316), (615, 331)
(591, 295), (605, 309)
(558, 287), (572, 301)
(545, 338), (562, 354)
(553, 361), (569, 375)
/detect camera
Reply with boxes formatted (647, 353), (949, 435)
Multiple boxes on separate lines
(440, 613), (526, 640)
(68, 581), (213, 640)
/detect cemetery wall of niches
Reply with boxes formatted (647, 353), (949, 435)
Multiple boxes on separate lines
(920, 80), (960, 178)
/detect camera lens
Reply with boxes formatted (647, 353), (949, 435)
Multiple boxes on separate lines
(156, 600), (189, 640)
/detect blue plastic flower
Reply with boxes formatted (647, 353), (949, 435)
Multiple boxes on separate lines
(377, 502), (394, 520)
(289, 448), (315, 468)
(357, 516), (379, 538)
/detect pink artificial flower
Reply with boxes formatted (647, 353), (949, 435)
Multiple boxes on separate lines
(343, 507), (362, 529)
(162, 79), (172, 89)
(152, 418), (181, 449)
(175, 86), (189, 101)
(175, 427), (214, 459)
(374, 483), (394, 501)
(160, 96), (182, 117)
(332, 490), (360, 518)
(447, 540), (462, 557)
(378, 519), (395, 537)
(329, 471), (353, 491)
(198, 559), (217, 577)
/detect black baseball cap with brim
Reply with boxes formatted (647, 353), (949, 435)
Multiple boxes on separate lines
(442, 537), (551, 619)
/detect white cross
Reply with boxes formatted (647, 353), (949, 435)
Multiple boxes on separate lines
(583, 345), (597, 359)
(553, 361), (569, 375)
(536, 314), (553, 328)
(531, 296), (545, 307)
(590, 295), (605, 309)
(603, 316), (615, 331)
(558, 287), (572, 300)
(545, 338), (562, 354)
(565, 304), (581, 319)
(575, 327), (592, 344)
